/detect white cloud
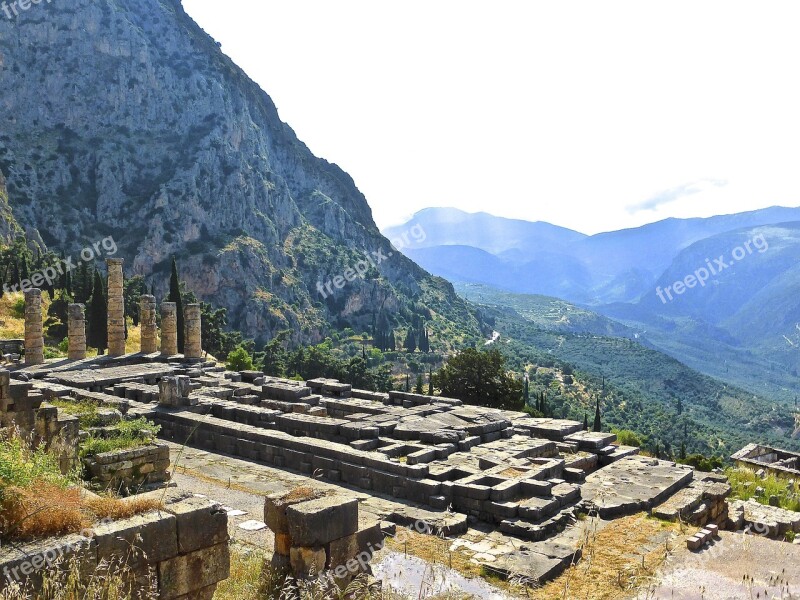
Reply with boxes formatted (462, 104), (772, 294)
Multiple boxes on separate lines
(182, 0), (800, 234)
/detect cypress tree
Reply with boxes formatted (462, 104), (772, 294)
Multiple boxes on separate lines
(405, 373), (410, 392)
(404, 328), (417, 353)
(428, 367), (434, 395)
(593, 395), (602, 432)
(87, 270), (108, 354)
(388, 331), (396, 352)
(583, 412), (589, 431)
(523, 375), (530, 406)
(168, 257), (185, 352)
(415, 374), (424, 394)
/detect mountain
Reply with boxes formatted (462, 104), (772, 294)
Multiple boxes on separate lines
(387, 208), (800, 404)
(388, 206), (800, 304)
(0, 0), (483, 345)
(0, 171), (21, 244)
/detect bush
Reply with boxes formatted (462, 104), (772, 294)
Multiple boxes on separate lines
(226, 346), (254, 372)
(10, 297), (25, 319)
(613, 429), (644, 447)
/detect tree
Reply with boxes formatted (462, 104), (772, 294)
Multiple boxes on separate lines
(404, 328), (417, 353)
(227, 345), (255, 372)
(583, 413), (588, 431)
(428, 367), (434, 395)
(87, 270), (107, 354)
(523, 374), (530, 406)
(124, 275), (147, 326)
(405, 373), (410, 392)
(259, 331), (290, 377)
(593, 395), (602, 432)
(434, 347), (523, 410)
(415, 374), (424, 395)
(72, 261), (93, 304)
(168, 257), (185, 353)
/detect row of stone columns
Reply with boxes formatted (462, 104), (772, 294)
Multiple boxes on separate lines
(23, 259), (203, 365)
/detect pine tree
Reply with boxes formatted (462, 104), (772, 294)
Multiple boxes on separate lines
(428, 367), (434, 395)
(87, 270), (108, 354)
(169, 257), (185, 352)
(593, 396), (602, 432)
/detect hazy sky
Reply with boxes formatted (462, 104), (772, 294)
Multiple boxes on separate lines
(182, 1), (800, 234)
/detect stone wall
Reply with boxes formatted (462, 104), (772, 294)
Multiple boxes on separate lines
(82, 443), (171, 492)
(0, 491), (230, 599)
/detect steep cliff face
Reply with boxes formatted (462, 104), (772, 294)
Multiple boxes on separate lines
(0, 170), (21, 244)
(0, 0), (482, 343)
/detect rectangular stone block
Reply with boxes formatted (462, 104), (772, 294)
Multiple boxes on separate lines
(287, 496), (359, 547)
(158, 542), (230, 600)
(164, 497), (229, 554)
(92, 511), (178, 569)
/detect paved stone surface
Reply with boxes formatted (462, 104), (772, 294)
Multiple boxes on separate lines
(582, 456), (694, 518)
(644, 530), (800, 599)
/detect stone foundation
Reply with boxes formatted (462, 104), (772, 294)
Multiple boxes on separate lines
(0, 491), (230, 598)
(83, 443), (171, 492)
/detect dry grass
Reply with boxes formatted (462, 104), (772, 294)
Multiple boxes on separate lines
(0, 292), (30, 339)
(1, 485), (162, 542)
(381, 514), (686, 600)
(84, 494), (163, 522)
(532, 514), (684, 600)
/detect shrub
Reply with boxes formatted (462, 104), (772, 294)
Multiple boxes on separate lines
(613, 429), (644, 448)
(226, 346), (254, 372)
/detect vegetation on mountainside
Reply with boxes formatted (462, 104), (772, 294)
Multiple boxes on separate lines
(433, 347), (523, 410)
(487, 305), (799, 457)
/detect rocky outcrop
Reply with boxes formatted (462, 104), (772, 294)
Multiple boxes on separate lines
(0, 170), (21, 244)
(0, 0), (483, 343)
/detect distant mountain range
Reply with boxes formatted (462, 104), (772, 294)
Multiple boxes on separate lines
(384, 207), (800, 403)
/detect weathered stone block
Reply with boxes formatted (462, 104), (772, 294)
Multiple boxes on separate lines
(287, 496), (359, 547)
(158, 543), (230, 599)
(289, 546), (326, 578)
(92, 511), (178, 569)
(164, 498), (229, 554)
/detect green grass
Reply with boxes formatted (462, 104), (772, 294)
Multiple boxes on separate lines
(79, 418), (160, 458)
(726, 467), (800, 512)
(51, 399), (101, 428)
(0, 435), (74, 498)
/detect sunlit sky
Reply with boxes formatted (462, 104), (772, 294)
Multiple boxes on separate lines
(183, 0), (800, 235)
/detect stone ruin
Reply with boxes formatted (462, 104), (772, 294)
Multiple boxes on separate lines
(3, 286), (797, 591)
(265, 489), (383, 587)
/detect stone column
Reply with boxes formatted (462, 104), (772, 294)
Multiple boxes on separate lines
(24, 288), (44, 365)
(184, 304), (202, 360)
(140, 295), (158, 354)
(67, 303), (87, 360)
(160, 302), (178, 356)
(106, 258), (126, 357)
